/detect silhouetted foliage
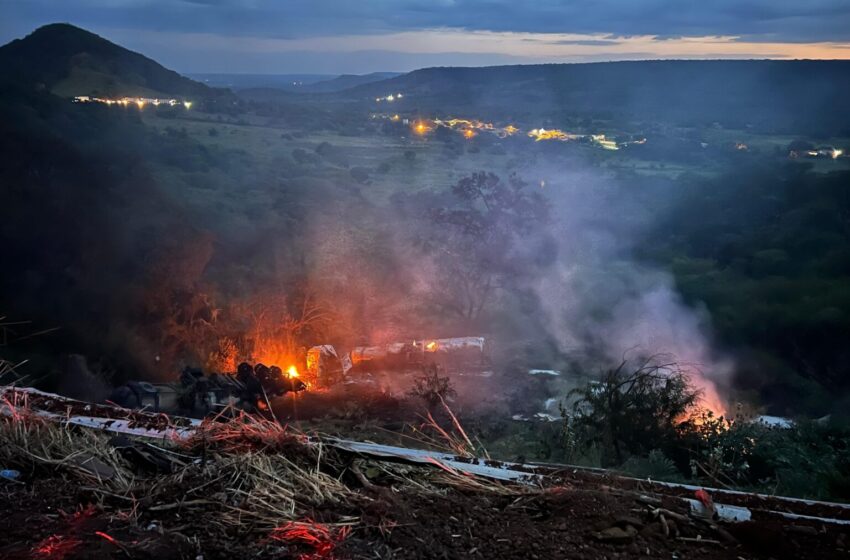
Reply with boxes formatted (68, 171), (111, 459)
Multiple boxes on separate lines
(423, 172), (551, 321)
(566, 358), (702, 465)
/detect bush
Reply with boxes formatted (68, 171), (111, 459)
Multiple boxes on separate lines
(565, 359), (701, 466)
(408, 364), (456, 414)
(692, 418), (850, 500)
(620, 449), (681, 481)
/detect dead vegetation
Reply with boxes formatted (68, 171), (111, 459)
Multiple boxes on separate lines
(2, 394), (848, 559)
(0, 399), (527, 558)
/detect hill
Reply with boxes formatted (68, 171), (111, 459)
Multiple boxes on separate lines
(0, 23), (226, 99)
(302, 72), (402, 93)
(342, 60), (850, 135)
(190, 72), (400, 92)
(188, 73), (337, 90)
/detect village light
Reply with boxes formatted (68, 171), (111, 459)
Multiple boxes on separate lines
(412, 120), (432, 135)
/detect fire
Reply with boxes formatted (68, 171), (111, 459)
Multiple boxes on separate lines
(462, 128), (477, 139)
(678, 372), (727, 426)
(287, 365), (300, 379)
(425, 341), (438, 351)
(698, 385), (727, 418)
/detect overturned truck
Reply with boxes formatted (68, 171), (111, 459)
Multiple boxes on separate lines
(110, 362), (306, 415)
(111, 336), (488, 414)
(307, 336), (489, 387)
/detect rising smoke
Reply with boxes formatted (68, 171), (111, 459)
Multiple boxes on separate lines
(526, 164), (733, 412)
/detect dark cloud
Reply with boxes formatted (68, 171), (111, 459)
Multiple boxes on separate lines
(554, 39), (623, 46)
(1, 0), (848, 72)
(4, 0), (850, 42)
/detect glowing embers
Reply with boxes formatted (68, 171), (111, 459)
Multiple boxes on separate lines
(268, 519), (351, 559)
(287, 365), (300, 379)
(31, 505), (98, 559)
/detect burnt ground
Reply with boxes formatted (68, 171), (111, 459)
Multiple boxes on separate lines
(2, 473), (846, 560)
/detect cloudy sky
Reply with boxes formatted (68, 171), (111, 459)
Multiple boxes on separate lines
(2, 0), (850, 74)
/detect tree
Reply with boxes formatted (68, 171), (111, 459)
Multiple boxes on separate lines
(566, 358), (702, 466)
(423, 172), (550, 322)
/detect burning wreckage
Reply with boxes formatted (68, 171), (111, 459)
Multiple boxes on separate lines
(110, 337), (488, 416)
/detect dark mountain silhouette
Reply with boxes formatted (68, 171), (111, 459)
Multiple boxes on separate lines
(0, 23), (228, 99)
(301, 72), (402, 93)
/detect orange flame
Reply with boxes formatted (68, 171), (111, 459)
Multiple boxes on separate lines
(287, 365), (300, 378)
(425, 341), (438, 351)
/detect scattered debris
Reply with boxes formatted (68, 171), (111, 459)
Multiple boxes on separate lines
(3, 386), (849, 558)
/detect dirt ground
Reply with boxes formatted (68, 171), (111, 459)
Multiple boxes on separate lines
(2, 472), (846, 560)
(2, 387), (846, 560)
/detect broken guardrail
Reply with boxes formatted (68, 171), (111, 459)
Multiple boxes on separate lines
(3, 385), (849, 526)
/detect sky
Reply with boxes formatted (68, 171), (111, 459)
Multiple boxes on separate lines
(2, 0), (850, 74)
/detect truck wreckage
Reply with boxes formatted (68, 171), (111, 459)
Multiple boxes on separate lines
(309, 336), (488, 385)
(111, 336), (488, 415)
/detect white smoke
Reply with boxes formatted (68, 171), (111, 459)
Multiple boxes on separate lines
(528, 165), (733, 412)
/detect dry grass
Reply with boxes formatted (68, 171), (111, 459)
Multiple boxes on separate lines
(0, 404), (357, 539)
(0, 409), (136, 492)
(0, 394), (530, 556)
(408, 397), (492, 460)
